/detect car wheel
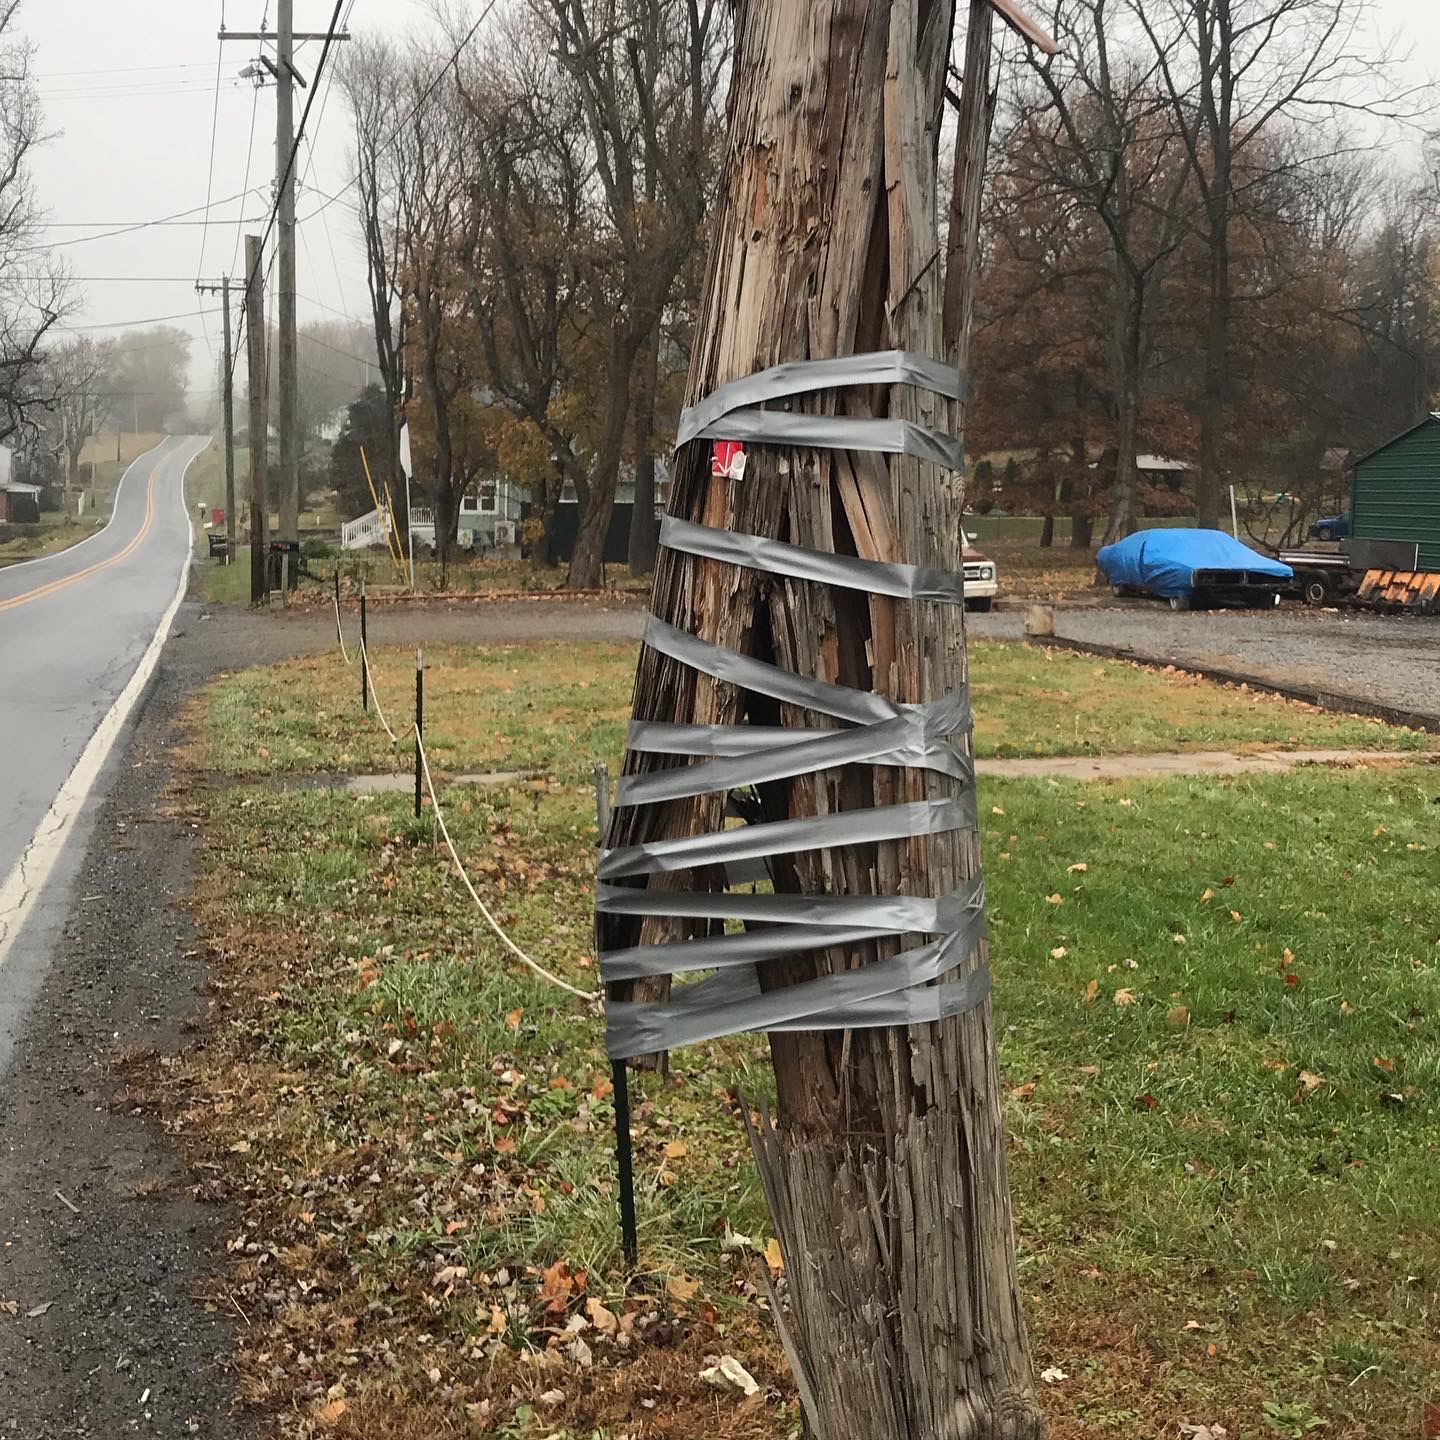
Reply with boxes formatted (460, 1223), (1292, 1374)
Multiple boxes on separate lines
(1302, 578), (1328, 606)
(1168, 594), (1191, 612)
(965, 596), (993, 613)
(1316, 525), (1333, 541)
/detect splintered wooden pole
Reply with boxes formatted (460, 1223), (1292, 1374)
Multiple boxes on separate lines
(604, 2), (1039, 1436)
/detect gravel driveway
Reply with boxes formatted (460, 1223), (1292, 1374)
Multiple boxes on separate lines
(972, 603), (1440, 724)
(206, 590), (1439, 729)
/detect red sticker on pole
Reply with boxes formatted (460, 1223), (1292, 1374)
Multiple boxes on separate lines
(711, 439), (746, 481)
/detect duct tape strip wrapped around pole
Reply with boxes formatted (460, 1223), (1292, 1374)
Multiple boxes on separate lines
(599, 350), (986, 1062)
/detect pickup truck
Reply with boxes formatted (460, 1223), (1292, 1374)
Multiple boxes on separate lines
(963, 541), (999, 612)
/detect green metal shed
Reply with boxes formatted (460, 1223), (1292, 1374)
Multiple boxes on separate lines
(1350, 412), (1440, 571)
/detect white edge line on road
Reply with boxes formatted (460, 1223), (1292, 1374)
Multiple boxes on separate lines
(0, 436), (207, 971)
(0, 435), (178, 575)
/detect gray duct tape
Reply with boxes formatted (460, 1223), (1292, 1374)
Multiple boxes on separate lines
(628, 720), (835, 754)
(615, 692), (972, 807)
(597, 879), (979, 934)
(663, 516), (966, 604)
(599, 796), (970, 881)
(644, 616), (899, 726)
(629, 719), (966, 769)
(625, 722), (971, 796)
(603, 349), (986, 1059)
(675, 349), (963, 450)
(599, 875), (985, 981)
(604, 918), (989, 1059)
(602, 922), (904, 981)
(688, 408), (964, 473)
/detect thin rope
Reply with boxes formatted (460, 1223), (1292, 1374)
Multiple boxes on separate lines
(416, 729), (596, 1001)
(358, 640), (399, 743)
(333, 587), (355, 665)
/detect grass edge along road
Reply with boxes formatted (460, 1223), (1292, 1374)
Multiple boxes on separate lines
(145, 638), (1438, 1439)
(0, 432), (167, 569)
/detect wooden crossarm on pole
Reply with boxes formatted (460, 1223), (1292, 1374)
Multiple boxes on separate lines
(989, 0), (1057, 54)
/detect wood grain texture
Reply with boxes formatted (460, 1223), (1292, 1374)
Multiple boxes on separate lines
(604, 2), (1040, 1432)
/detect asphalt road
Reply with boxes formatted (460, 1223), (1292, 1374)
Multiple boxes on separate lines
(0, 434), (209, 1077)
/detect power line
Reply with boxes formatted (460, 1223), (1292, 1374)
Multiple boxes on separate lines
(231, 82), (263, 275)
(35, 189), (268, 250)
(40, 77), (232, 94)
(197, 6), (226, 285)
(295, 0), (355, 320)
(230, 0), (346, 390)
(299, 0), (500, 226)
(0, 275), (210, 282)
(42, 218), (258, 228)
(33, 63), (213, 80)
(299, 133), (350, 318)
(63, 308), (225, 332)
(295, 320), (374, 368)
(197, 4), (229, 368)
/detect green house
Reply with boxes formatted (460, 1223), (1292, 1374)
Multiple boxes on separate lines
(1351, 412), (1440, 570)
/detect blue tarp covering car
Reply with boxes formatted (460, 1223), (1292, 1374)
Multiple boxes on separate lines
(1097, 528), (1293, 610)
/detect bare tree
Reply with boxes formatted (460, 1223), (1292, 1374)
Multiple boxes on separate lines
(454, 11), (593, 568)
(1126, 0), (1422, 529)
(108, 326), (192, 432)
(49, 336), (114, 488)
(339, 37), (410, 517)
(1014, 1), (1195, 542)
(382, 38), (474, 572)
(0, 3), (75, 445)
(534, 0), (726, 588)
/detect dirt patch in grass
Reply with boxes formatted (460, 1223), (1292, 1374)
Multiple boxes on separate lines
(986, 538), (1107, 602)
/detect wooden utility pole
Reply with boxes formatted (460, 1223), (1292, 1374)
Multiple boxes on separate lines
(602, 3), (1050, 1435)
(196, 275), (238, 560)
(220, 10), (350, 575)
(275, 0), (299, 563)
(244, 234), (269, 606)
(221, 275), (237, 557)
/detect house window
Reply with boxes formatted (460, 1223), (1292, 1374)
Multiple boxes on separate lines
(560, 481), (577, 505)
(460, 493), (480, 514)
(480, 481), (498, 514)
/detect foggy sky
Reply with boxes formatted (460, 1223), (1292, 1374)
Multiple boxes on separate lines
(19, 0), (444, 402)
(16, 0), (1440, 404)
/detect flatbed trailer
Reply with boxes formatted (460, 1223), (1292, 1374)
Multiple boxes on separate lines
(1277, 547), (1356, 607)
(1279, 539), (1440, 612)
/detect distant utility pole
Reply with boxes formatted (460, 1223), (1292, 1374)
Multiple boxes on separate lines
(276, 0), (298, 559)
(195, 275), (238, 560)
(221, 7), (349, 577)
(244, 234), (269, 607)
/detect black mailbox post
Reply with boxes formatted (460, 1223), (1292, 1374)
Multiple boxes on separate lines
(268, 538), (301, 593)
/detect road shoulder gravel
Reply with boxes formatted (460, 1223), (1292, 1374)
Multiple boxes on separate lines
(0, 587), (649, 1437)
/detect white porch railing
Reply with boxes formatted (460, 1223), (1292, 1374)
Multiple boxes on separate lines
(341, 508), (387, 551)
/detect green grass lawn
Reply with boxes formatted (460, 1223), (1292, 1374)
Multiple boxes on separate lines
(0, 517), (95, 567)
(165, 640), (1439, 1438)
(190, 639), (1431, 783)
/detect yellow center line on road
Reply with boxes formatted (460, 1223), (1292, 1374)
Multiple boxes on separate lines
(0, 444), (172, 614)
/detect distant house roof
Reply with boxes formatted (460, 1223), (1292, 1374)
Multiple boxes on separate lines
(1351, 412), (1440, 470)
(1084, 453), (1196, 474)
(0, 480), (40, 495)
